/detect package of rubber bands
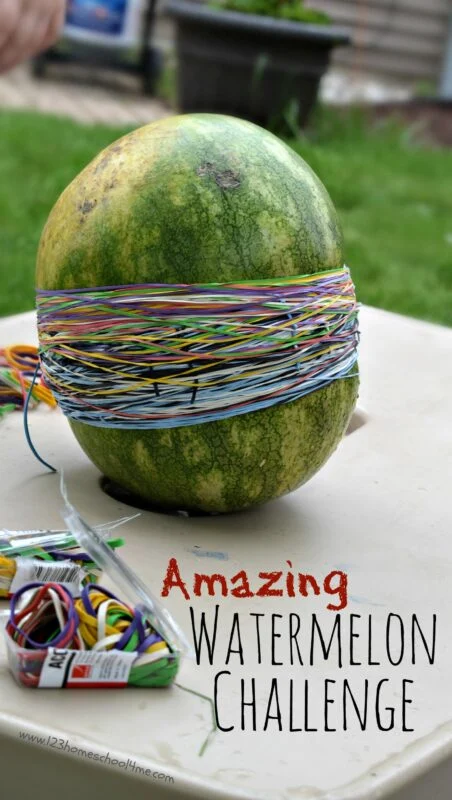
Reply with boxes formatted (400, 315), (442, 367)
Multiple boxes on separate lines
(3, 494), (190, 689)
(0, 520), (127, 598)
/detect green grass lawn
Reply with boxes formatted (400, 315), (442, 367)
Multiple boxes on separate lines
(1, 107), (451, 325)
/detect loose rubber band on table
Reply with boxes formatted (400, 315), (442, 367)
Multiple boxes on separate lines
(0, 345), (56, 416)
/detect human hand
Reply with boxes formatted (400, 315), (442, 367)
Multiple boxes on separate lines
(0, 0), (65, 73)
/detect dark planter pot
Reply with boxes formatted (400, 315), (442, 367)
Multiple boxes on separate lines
(166, 0), (350, 127)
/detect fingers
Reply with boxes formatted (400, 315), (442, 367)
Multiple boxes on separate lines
(0, 0), (65, 74)
(0, 0), (21, 51)
(42, 0), (66, 51)
(0, 4), (39, 73)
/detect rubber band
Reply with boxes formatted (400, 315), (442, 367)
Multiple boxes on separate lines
(7, 582), (80, 650)
(36, 267), (359, 430)
(23, 362), (57, 472)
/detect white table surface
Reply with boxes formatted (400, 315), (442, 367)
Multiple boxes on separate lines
(0, 307), (451, 800)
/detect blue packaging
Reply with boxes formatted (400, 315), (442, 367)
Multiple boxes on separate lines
(66, 0), (128, 36)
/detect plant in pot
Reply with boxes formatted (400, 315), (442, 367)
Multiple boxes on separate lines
(166, 0), (350, 128)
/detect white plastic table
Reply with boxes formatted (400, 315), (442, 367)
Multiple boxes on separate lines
(0, 307), (451, 800)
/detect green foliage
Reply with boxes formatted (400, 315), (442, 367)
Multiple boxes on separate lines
(0, 107), (451, 327)
(413, 80), (436, 98)
(0, 111), (133, 317)
(289, 106), (452, 326)
(209, 0), (330, 24)
(156, 57), (178, 107)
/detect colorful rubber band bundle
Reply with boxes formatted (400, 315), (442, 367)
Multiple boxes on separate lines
(36, 266), (359, 430)
(6, 581), (179, 688)
(0, 345), (55, 419)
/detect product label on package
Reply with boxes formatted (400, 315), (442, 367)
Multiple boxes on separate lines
(9, 558), (85, 596)
(39, 648), (137, 688)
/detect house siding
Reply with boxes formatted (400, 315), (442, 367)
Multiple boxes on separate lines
(308, 0), (450, 82)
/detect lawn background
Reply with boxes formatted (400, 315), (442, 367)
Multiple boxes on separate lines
(1, 108), (451, 326)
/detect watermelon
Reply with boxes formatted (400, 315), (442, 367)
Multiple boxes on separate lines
(36, 114), (358, 514)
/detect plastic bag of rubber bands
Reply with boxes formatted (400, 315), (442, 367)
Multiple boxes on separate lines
(0, 517), (130, 598)
(3, 491), (191, 689)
